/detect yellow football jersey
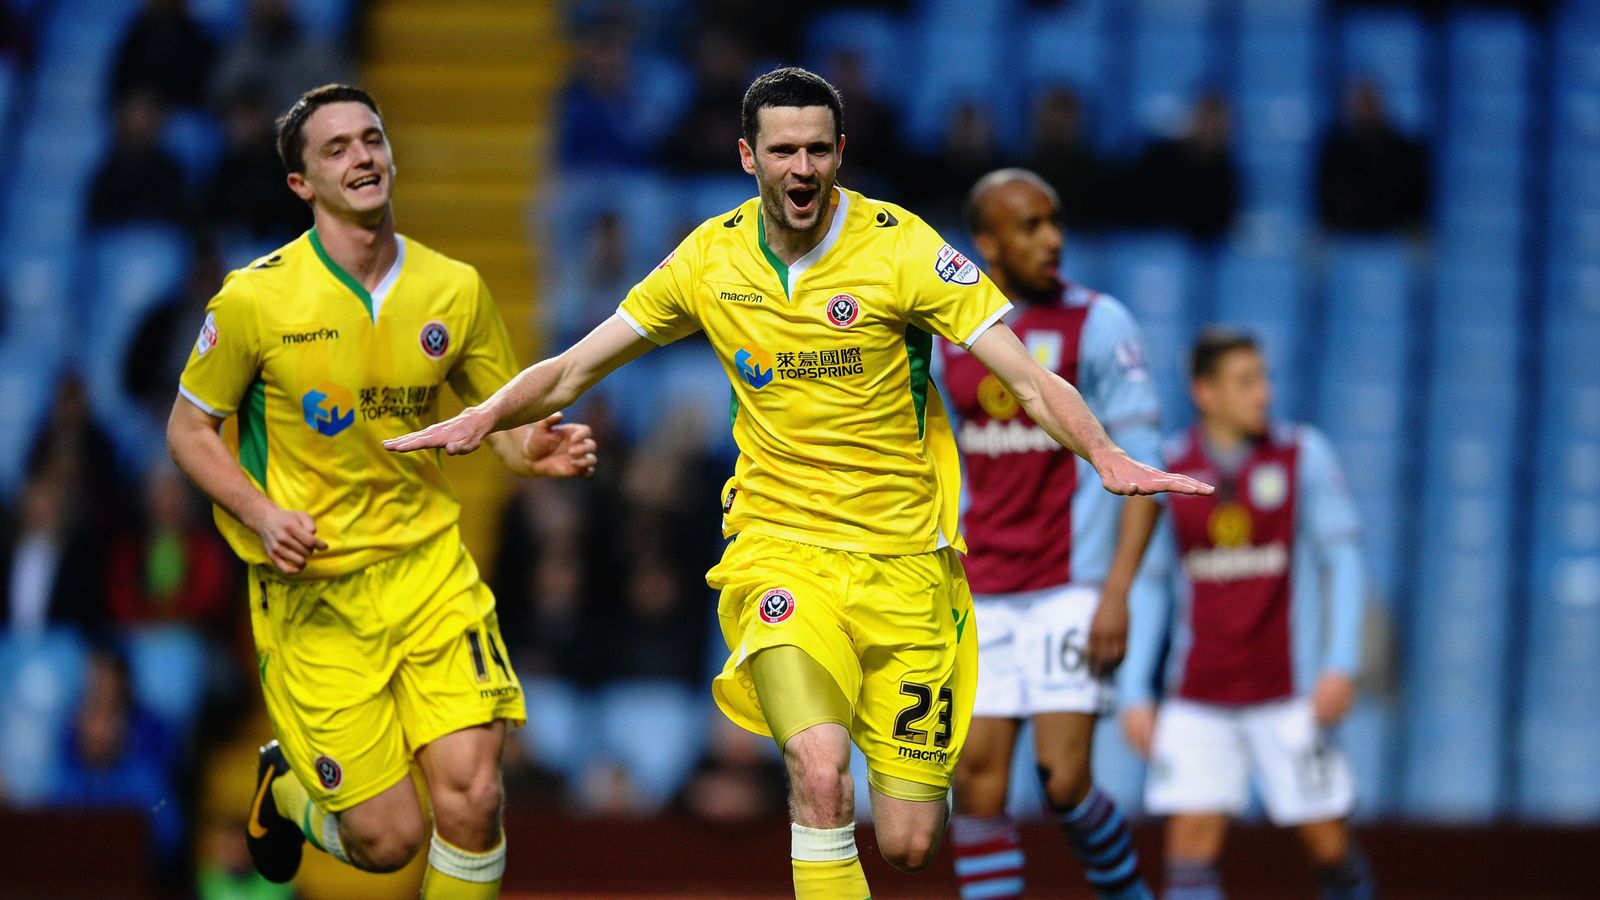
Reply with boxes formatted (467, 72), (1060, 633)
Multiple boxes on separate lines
(179, 228), (518, 579)
(618, 187), (1012, 555)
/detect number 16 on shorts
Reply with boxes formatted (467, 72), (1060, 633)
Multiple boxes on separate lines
(1018, 586), (1111, 714)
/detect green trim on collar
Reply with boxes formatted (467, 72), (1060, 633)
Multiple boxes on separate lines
(308, 226), (375, 320)
(756, 214), (792, 299)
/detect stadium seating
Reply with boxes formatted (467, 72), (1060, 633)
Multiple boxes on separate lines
(0, 630), (88, 806)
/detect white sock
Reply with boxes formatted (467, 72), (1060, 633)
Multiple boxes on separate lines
(428, 832), (507, 883)
(791, 822), (858, 862)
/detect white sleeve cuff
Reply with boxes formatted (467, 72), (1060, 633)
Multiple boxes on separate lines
(614, 307), (665, 345)
(178, 384), (230, 418)
(962, 301), (1013, 348)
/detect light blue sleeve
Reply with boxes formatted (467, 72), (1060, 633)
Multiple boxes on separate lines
(1081, 298), (1163, 468)
(1118, 513), (1177, 708)
(1297, 425), (1365, 675)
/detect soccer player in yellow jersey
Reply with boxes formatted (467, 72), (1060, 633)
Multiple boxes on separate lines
(388, 68), (1212, 899)
(166, 85), (598, 899)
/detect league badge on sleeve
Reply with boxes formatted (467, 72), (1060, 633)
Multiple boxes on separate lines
(195, 312), (218, 357)
(758, 588), (795, 624)
(935, 244), (980, 285)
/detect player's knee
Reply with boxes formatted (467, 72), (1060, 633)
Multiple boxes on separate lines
(1036, 756), (1092, 809)
(878, 828), (940, 874)
(347, 819), (426, 872)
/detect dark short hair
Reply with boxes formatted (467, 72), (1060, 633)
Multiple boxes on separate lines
(963, 168), (1060, 236)
(1190, 328), (1260, 381)
(741, 67), (844, 146)
(275, 84), (383, 174)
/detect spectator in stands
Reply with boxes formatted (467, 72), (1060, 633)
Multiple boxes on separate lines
(0, 0), (30, 67)
(907, 100), (1003, 228)
(1131, 92), (1239, 239)
(25, 374), (126, 531)
(87, 89), (191, 228)
(0, 467), (105, 637)
(674, 717), (787, 826)
(204, 89), (308, 242)
(110, 0), (215, 108)
(666, 27), (754, 172)
(105, 463), (237, 634)
(492, 474), (614, 684)
(824, 48), (906, 200)
(123, 240), (225, 423)
(557, 29), (655, 170)
(1027, 87), (1111, 232)
(1317, 79), (1430, 233)
(50, 646), (184, 868)
(549, 210), (634, 347)
(209, 0), (351, 115)
(604, 409), (719, 686)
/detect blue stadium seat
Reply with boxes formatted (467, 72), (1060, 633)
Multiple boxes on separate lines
(82, 227), (190, 468)
(1213, 252), (1307, 414)
(1130, 25), (1216, 139)
(1022, 8), (1107, 108)
(515, 676), (594, 781)
(1338, 9), (1431, 135)
(597, 681), (707, 811)
(1105, 234), (1208, 419)
(1543, 262), (1600, 326)
(1432, 263), (1523, 340)
(1238, 142), (1312, 223)
(1437, 144), (1525, 212)
(0, 360), (57, 498)
(1133, 0), (1211, 26)
(0, 630), (88, 806)
(188, 0), (249, 40)
(903, 20), (1016, 151)
(124, 627), (207, 735)
(1446, 12), (1533, 94)
(1518, 480), (1600, 820)
(0, 247), (77, 375)
(802, 9), (914, 106)
(289, 0), (358, 40)
(1236, 0), (1321, 27)
(1322, 238), (1415, 333)
(161, 109), (226, 188)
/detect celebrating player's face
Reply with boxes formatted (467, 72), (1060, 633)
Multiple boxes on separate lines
(288, 101), (396, 223)
(1197, 348), (1272, 438)
(740, 106), (843, 235)
(975, 180), (1064, 299)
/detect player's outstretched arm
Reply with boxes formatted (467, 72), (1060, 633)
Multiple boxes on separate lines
(385, 315), (653, 457)
(967, 323), (1213, 496)
(167, 395), (327, 574)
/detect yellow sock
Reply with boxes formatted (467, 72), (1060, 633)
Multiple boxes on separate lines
(792, 823), (870, 900)
(270, 768), (348, 863)
(421, 832), (505, 900)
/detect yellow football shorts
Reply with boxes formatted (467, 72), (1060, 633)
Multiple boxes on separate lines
(248, 525), (525, 812)
(709, 532), (977, 801)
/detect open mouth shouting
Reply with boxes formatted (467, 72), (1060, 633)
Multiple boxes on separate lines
(786, 183), (821, 218)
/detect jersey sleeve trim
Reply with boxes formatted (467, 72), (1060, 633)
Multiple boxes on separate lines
(178, 382), (229, 418)
(614, 307), (666, 345)
(962, 301), (1014, 348)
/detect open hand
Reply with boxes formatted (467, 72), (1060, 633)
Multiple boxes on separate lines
(384, 407), (495, 456)
(1096, 450), (1214, 497)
